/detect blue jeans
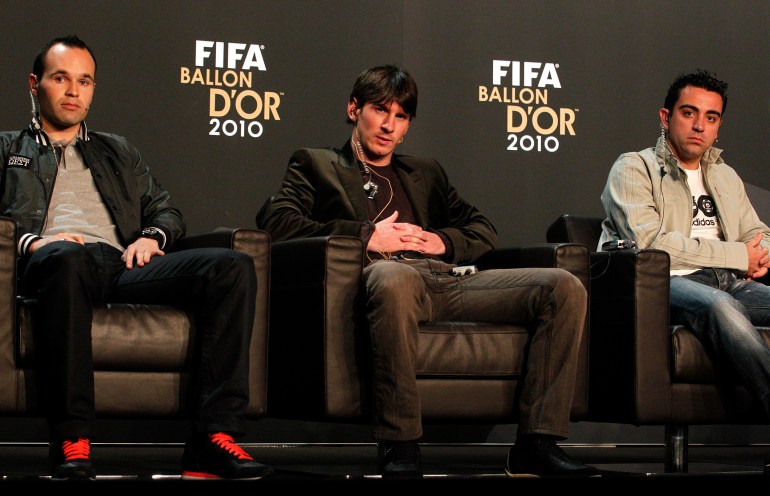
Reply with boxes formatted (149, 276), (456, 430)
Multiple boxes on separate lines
(362, 258), (587, 442)
(670, 268), (770, 416)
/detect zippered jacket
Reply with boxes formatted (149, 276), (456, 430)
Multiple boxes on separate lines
(0, 121), (185, 256)
(599, 136), (770, 272)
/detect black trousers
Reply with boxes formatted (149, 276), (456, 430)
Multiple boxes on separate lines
(19, 241), (257, 442)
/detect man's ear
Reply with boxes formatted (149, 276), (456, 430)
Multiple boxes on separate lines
(659, 108), (670, 128)
(349, 98), (362, 120)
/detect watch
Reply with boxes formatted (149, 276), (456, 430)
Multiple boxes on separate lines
(141, 227), (166, 248)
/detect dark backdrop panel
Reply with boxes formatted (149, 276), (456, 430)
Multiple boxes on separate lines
(0, 0), (767, 445)
(0, 0), (406, 235)
(0, 1), (766, 244)
(402, 0), (768, 245)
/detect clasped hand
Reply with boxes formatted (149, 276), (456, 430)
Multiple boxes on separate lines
(368, 211), (445, 256)
(745, 232), (770, 280)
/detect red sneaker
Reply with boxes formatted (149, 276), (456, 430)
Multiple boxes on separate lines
(50, 437), (96, 480)
(181, 432), (273, 479)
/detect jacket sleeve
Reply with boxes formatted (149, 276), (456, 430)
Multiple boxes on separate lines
(429, 164), (498, 264)
(722, 168), (770, 247)
(601, 152), (666, 248)
(125, 141), (185, 248)
(255, 148), (369, 241)
(85, 132), (185, 249)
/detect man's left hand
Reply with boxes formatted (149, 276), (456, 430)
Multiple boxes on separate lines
(122, 237), (165, 269)
(396, 227), (446, 256)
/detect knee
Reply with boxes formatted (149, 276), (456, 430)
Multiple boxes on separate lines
(221, 249), (257, 286)
(194, 248), (257, 297)
(550, 269), (587, 308)
(37, 243), (92, 277)
(229, 249), (255, 271)
(22, 243), (95, 296)
(706, 294), (747, 322)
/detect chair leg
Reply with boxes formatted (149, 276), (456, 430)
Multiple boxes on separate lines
(664, 424), (688, 473)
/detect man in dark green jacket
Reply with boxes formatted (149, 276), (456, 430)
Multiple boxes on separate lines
(257, 64), (597, 479)
(0, 34), (273, 481)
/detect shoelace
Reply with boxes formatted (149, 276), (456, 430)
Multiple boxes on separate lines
(209, 432), (254, 461)
(62, 438), (91, 461)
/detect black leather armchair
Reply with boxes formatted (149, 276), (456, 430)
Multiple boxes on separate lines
(0, 216), (270, 420)
(547, 214), (769, 473)
(265, 235), (591, 426)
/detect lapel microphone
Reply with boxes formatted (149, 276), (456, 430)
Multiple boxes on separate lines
(362, 165), (378, 199)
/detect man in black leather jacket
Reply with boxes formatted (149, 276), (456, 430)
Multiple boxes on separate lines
(0, 34), (273, 481)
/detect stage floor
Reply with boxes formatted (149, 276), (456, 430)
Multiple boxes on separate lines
(0, 442), (768, 486)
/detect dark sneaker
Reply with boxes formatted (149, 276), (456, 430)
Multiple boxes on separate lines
(50, 437), (96, 480)
(181, 432), (274, 480)
(505, 435), (601, 478)
(377, 440), (422, 479)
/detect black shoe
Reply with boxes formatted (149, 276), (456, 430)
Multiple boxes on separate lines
(50, 437), (96, 480)
(505, 435), (601, 478)
(377, 440), (423, 479)
(181, 432), (274, 480)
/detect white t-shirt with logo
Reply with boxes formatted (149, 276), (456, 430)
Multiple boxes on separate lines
(670, 166), (722, 276)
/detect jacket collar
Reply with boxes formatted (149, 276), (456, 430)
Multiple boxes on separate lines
(336, 139), (428, 225)
(28, 115), (89, 147)
(655, 135), (725, 178)
(334, 140), (370, 220)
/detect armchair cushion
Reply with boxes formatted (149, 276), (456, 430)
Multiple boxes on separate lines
(417, 322), (526, 376)
(18, 303), (191, 370)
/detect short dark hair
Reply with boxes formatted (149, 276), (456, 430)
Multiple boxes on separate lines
(32, 34), (97, 80)
(664, 69), (728, 115)
(347, 65), (418, 123)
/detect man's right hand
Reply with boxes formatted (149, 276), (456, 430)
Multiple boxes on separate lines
(368, 211), (447, 256)
(745, 232), (769, 279)
(368, 211), (418, 254)
(29, 233), (85, 253)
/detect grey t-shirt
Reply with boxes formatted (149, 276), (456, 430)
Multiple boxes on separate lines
(42, 139), (123, 252)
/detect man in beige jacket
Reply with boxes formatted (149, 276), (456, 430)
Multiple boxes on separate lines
(600, 69), (770, 418)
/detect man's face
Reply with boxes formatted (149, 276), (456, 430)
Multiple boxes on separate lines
(30, 44), (96, 137)
(348, 99), (410, 166)
(660, 85), (722, 169)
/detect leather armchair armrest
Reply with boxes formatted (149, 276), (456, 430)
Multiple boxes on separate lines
(474, 243), (590, 292)
(0, 217), (17, 408)
(172, 227), (261, 251)
(586, 248), (672, 423)
(267, 236), (368, 419)
(269, 235), (365, 289)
